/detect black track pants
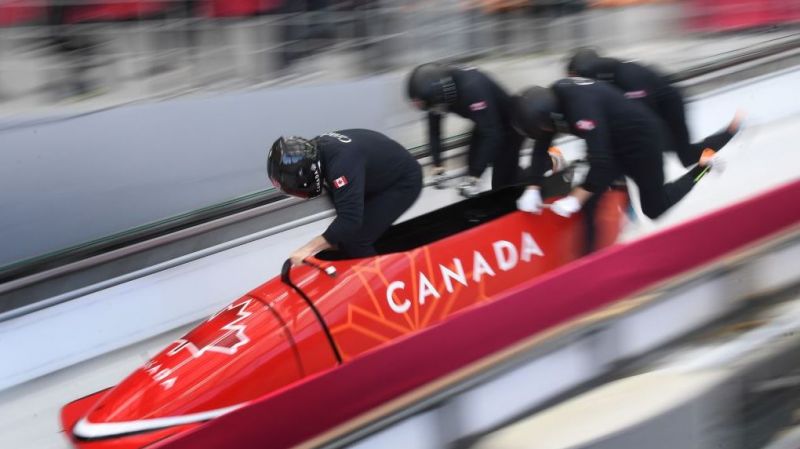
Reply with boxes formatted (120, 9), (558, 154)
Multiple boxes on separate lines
(618, 147), (706, 220)
(656, 87), (735, 167)
(467, 126), (525, 189)
(491, 131), (526, 189)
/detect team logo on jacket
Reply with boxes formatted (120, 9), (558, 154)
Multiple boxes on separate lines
(333, 176), (349, 189)
(625, 90), (648, 99)
(469, 101), (488, 111)
(167, 299), (252, 358)
(575, 120), (596, 131)
(321, 131), (352, 143)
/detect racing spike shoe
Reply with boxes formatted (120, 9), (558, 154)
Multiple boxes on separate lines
(431, 166), (448, 189)
(699, 148), (726, 173)
(458, 176), (481, 198)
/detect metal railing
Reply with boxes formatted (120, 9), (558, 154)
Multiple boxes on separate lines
(0, 131), (468, 287)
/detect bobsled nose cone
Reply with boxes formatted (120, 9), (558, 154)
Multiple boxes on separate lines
(73, 296), (304, 439)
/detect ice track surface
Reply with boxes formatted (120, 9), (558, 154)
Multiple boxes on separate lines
(2, 82), (800, 449)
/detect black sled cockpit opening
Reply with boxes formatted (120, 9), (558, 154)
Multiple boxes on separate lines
(373, 185), (525, 254)
(316, 171), (573, 261)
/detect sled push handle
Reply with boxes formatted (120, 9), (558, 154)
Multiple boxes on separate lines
(281, 259), (343, 364)
(303, 258), (337, 278)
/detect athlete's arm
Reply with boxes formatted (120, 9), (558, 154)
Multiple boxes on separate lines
(428, 111), (444, 167)
(321, 151), (367, 248)
(464, 84), (505, 178)
(527, 133), (555, 188)
(290, 235), (334, 266)
(561, 87), (616, 194)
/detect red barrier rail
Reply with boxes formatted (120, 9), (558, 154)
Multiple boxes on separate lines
(201, 0), (282, 18)
(0, 0), (44, 26)
(687, 0), (800, 31)
(154, 179), (800, 449)
(0, 0), (285, 25)
(64, 1), (169, 23)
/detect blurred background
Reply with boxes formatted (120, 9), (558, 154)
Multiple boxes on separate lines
(0, 0), (798, 113)
(1, 2), (800, 449)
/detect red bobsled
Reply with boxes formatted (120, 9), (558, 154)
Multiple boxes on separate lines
(61, 184), (628, 449)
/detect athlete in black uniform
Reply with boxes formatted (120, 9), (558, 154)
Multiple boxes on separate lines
(407, 63), (524, 197)
(567, 48), (742, 168)
(512, 78), (720, 220)
(268, 129), (422, 263)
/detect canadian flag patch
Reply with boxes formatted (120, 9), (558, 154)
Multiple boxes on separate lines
(469, 101), (488, 112)
(624, 90), (648, 99)
(575, 120), (596, 131)
(333, 176), (349, 189)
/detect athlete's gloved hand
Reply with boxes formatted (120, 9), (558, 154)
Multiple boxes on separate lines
(517, 188), (543, 214)
(431, 166), (448, 189)
(551, 195), (581, 218)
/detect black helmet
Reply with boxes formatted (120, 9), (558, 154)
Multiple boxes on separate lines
(406, 63), (458, 110)
(267, 136), (323, 199)
(567, 47), (601, 78)
(510, 86), (561, 141)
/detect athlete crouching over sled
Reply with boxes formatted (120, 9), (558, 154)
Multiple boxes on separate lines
(566, 48), (742, 169)
(268, 129), (422, 265)
(407, 62), (524, 197)
(511, 78), (726, 220)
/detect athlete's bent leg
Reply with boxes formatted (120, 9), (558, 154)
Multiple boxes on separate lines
(339, 166), (423, 258)
(622, 149), (707, 219)
(657, 87), (698, 167)
(658, 88), (741, 167)
(491, 130), (525, 189)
